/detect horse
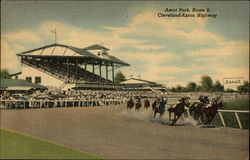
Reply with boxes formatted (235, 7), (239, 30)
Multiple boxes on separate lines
(153, 98), (167, 118)
(201, 96), (223, 125)
(199, 95), (210, 104)
(135, 98), (142, 111)
(152, 99), (157, 111)
(168, 97), (190, 125)
(144, 98), (150, 110)
(127, 98), (134, 110)
(189, 96), (210, 123)
(189, 102), (199, 119)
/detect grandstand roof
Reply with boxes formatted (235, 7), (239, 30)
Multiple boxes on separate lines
(0, 78), (47, 89)
(83, 44), (110, 50)
(120, 78), (157, 84)
(17, 43), (129, 66)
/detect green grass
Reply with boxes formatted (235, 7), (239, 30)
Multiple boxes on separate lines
(212, 98), (249, 129)
(0, 128), (101, 159)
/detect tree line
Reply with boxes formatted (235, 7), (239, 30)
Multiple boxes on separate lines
(167, 75), (249, 94)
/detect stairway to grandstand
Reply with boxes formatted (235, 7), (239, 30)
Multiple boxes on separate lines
(22, 59), (112, 84)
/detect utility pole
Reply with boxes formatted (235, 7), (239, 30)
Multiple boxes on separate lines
(51, 29), (57, 43)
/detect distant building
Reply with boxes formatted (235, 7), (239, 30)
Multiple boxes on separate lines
(11, 43), (129, 90)
(0, 78), (47, 94)
(223, 77), (244, 90)
(120, 78), (166, 92)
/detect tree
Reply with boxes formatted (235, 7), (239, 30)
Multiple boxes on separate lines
(176, 85), (183, 92)
(237, 81), (249, 93)
(169, 87), (176, 92)
(225, 88), (236, 93)
(211, 80), (224, 92)
(186, 82), (197, 92)
(237, 85), (244, 93)
(195, 85), (203, 92)
(114, 71), (126, 84)
(200, 75), (213, 92)
(0, 69), (11, 79)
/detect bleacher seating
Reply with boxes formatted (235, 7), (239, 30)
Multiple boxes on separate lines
(23, 58), (112, 84)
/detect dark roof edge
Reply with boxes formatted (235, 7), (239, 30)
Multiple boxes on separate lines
(9, 72), (22, 76)
(17, 43), (64, 56)
(16, 43), (130, 66)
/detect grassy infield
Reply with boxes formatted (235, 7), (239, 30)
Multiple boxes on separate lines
(0, 129), (101, 159)
(1, 99), (249, 159)
(212, 98), (249, 129)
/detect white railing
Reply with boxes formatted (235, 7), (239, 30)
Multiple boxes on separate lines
(217, 109), (249, 129)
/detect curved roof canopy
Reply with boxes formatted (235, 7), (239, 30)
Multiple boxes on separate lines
(17, 43), (129, 66)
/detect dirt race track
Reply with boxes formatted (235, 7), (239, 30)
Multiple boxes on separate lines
(1, 106), (249, 159)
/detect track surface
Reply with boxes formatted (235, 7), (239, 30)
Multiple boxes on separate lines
(1, 106), (249, 159)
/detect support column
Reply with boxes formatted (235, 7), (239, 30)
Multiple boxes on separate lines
(106, 64), (108, 79)
(58, 58), (60, 71)
(67, 58), (69, 79)
(84, 63), (87, 80)
(92, 62), (95, 80)
(76, 58), (78, 80)
(99, 62), (102, 77)
(37, 58), (39, 67)
(112, 63), (114, 83)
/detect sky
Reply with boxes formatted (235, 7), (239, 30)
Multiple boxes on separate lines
(1, 1), (249, 87)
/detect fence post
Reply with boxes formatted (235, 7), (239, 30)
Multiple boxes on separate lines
(234, 112), (243, 129)
(218, 112), (226, 127)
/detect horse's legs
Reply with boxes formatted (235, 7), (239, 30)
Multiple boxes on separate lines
(207, 113), (216, 125)
(174, 114), (178, 121)
(160, 112), (164, 118)
(205, 114), (210, 124)
(194, 111), (199, 120)
(171, 115), (179, 125)
(153, 111), (157, 118)
(201, 112), (204, 124)
(175, 115), (181, 122)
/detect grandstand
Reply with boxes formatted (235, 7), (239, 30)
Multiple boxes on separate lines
(14, 43), (130, 90)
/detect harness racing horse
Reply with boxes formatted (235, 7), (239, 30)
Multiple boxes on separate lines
(168, 97), (190, 125)
(189, 96), (210, 123)
(144, 98), (150, 110)
(127, 98), (134, 110)
(153, 98), (167, 118)
(135, 98), (142, 111)
(201, 96), (223, 125)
